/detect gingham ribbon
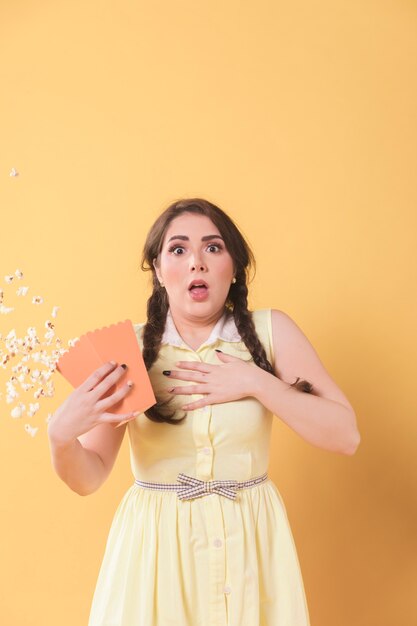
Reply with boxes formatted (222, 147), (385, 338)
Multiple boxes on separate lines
(176, 473), (239, 501)
(134, 472), (268, 501)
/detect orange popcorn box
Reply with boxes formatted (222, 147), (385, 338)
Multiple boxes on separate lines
(56, 319), (156, 415)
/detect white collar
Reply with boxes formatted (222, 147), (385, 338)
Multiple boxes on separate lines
(161, 308), (241, 348)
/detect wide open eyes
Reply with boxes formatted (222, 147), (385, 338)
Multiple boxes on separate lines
(167, 243), (223, 255)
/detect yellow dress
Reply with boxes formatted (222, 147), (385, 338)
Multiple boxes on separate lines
(88, 308), (310, 626)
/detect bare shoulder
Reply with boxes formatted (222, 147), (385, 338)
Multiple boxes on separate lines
(270, 308), (355, 411)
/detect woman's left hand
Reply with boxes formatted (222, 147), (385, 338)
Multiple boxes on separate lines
(165, 350), (265, 410)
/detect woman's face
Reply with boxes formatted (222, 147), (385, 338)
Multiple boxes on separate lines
(154, 213), (235, 319)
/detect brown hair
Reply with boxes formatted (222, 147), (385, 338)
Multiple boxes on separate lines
(140, 198), (313, 424)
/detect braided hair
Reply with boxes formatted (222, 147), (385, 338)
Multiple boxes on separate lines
(140, 198), (313, 424)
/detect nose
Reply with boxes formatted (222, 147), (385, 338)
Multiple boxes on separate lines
(189, 254), (207, 273)
(190, 261), (207, 272)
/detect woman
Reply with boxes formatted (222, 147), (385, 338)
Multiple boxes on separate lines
(48, 198), (360, 626)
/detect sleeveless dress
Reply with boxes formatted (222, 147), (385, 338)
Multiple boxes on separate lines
(87, 308), (310, 626)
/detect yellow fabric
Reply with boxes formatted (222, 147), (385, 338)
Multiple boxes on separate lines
(88, 309), (310, 626)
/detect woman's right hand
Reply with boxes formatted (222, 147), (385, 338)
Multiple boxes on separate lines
(47, 361), (138, 444)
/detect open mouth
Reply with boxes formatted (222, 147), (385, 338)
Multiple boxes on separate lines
(188, 280), (209, 299)
(189, 284), (208, 291)
(188, 280), (208, 291)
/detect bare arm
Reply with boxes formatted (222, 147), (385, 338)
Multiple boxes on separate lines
(47, 361), (138, 495)
(252, 309), (360, 454)
(48, 422), (128, 496)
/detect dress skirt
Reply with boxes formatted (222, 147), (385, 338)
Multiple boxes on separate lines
(87, 478), (310, 626)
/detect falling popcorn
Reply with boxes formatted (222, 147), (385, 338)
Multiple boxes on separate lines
(9, 168), (19, 177)
(0, 268), (77, 436)
(0, 304), (14, 314)
(27, 402), (40, 417)
(6, 380), (19, 403)
(24, 424), (38, 437)
(11, 403), (25, 419)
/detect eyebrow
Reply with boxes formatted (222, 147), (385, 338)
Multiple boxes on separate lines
(167, 234), (224, 243)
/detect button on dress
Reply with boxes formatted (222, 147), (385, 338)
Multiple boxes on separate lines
(87, 308), (310, 626)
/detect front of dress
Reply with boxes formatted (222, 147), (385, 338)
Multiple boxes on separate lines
(88, 308), (310, 626)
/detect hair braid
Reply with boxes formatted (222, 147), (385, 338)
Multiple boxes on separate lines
(229, 278), (314, 393)
(142, 284), (168, 369)
(142, 283), (187, 424)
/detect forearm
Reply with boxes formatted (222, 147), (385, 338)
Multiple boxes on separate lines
(253, 370), (360, 454)
(47, 431), (106, 496)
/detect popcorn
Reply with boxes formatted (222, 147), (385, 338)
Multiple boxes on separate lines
(0, 268), (77, 436)
(11, 403), (25, 419)
(6, 380), (19, 403)
(0, 304), (14, 314)
(27, 402), (40, 417)
(24, 425), (38, 437)
(9, 168), (19, 177)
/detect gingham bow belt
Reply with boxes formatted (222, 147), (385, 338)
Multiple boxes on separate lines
(134, 472), (269, 500)
(176, 473), (239, 501)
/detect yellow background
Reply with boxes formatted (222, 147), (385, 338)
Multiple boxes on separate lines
(1, 1), (416, 624)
